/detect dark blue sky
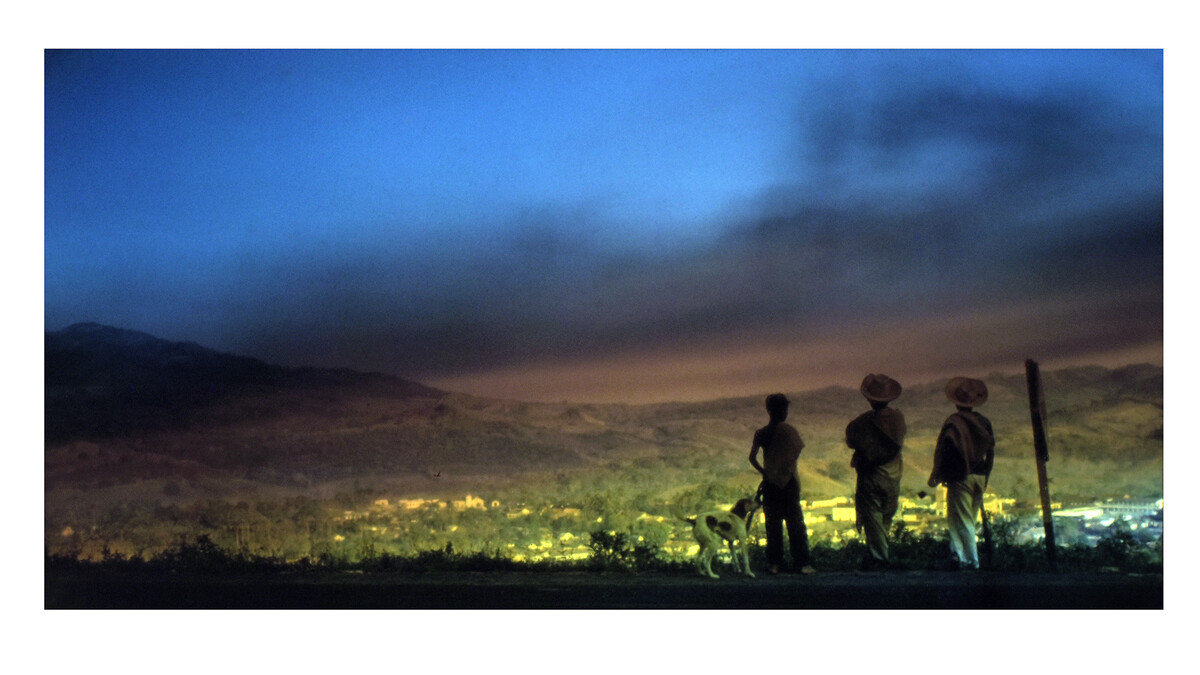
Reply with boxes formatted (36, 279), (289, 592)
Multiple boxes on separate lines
(44, 49), (1163, 402)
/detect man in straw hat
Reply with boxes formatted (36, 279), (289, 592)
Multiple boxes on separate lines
(845, 374), (907, 571)
(928, 377), (996, 570)
(749, 393), (816, 575)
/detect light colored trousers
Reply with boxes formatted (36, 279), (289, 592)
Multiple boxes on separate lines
(856, 470), (900, 563)
(945, 474), (987, 568)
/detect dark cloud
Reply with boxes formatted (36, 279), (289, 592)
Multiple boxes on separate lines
(228, 189), (1160, 386)
(702, 76), (1165, 325)
(801, 77), (1161, 217)
(213, 108), (1162, 382)
(46, 51), (1161, 400)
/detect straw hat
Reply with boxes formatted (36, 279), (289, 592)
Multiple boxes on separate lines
(945, 377), (988, 407)
(860, 374), (902, 403)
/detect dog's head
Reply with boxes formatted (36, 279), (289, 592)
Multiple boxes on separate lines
(732, 497), (762, 522)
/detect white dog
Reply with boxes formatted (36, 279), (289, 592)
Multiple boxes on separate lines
(674, 498), (761, 579)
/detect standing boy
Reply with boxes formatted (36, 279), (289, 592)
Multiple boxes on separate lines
(749, 393), (815, 575)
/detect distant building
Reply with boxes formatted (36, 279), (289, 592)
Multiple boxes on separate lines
(452, 494), (487, 511)
(809, 496), (850, 509)
(1100, 498), (1163, 517)
(1053, 506), (1105, 519)
(982, 496), (1015, 515)
(1046, 498), (1165, 548)
(831, 507), (856, 522)
(1054, 498), (1163, 521)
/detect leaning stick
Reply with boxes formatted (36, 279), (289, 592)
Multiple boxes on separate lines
(1025, 359), (1058, 571)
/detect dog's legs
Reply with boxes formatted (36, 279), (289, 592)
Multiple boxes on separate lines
(700, 544), (719, 579)
(726, 539), (741, 573)
(739, 539), (756, 577)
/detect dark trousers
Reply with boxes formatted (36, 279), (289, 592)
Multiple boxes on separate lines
(761, 477), (811, 568)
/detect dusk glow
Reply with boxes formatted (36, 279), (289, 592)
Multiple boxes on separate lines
(44, 49), (1163, 402)
(37, 32), (1171, 624)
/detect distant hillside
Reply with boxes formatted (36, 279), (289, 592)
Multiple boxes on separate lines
(45, 322), (442, 443)
(44, 324), (1162, 504)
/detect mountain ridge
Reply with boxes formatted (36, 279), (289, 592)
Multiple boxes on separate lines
(44, 323), (1163, 504)
(46, 322), (443, 443)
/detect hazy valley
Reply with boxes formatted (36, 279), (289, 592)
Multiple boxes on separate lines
(44, 323), (1163, 561)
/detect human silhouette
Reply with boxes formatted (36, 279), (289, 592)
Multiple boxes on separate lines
(748, 393), (815, 575)
(928, 377), (995, 570)
(845, 374), (906, 571)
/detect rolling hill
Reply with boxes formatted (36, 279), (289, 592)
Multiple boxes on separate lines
(44, 323), (1163, 508)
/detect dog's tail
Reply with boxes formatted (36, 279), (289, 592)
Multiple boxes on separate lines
(669, 502), (696, 525)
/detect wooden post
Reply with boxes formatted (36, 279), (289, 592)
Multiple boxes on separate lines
(1025, 359), (1058, 571)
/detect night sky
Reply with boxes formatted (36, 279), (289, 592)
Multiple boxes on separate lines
(44, 49), (1163, 402)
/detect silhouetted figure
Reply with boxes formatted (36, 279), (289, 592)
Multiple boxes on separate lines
(845, 374), (906, 571)
(749, 393), (815, 575)
(928, 377), (995, 570)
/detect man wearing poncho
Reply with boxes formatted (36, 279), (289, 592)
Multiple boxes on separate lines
(928, 377), (996, 570)
(845, 374), (906, 571)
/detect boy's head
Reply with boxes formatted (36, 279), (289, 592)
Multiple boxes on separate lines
(765, 393), (789, 422)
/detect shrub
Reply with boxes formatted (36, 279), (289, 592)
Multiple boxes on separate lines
(586, 529), (670, 572)
(44, 524), (1163, 576)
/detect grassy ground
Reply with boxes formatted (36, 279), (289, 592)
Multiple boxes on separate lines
(44, 529), (1163, 609)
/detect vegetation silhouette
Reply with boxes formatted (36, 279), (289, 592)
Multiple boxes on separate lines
(46, 517), (1161, 579)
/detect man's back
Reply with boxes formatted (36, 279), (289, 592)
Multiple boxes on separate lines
(755, 421), (804, 487)
(846, 407), (906, 475)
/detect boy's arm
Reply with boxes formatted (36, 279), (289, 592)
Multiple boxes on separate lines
(748, 431), (766, 477)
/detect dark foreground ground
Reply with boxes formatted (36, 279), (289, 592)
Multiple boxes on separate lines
(46, 568), (1163, 609)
